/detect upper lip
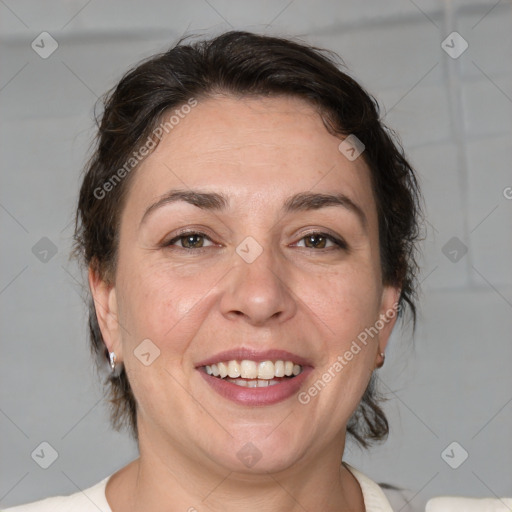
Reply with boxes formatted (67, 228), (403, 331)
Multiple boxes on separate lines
(195, 348), (313, 368)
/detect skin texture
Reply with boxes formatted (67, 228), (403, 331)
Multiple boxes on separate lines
(90, 95), (400, 511)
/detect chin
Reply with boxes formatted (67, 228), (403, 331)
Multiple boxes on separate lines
(207, 428), (309, 475)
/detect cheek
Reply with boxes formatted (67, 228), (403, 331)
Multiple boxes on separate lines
(303, 270), (380, 397)
(120, 258), (181, 323)
(307, 266), (381, 337)
(115, 264), (211, 419)
(116, 258), (221, 357)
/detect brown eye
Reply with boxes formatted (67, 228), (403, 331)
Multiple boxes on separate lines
(296, 232), (347, 250)
(304, 233), (328, 249)
(165, 232), (214, 249)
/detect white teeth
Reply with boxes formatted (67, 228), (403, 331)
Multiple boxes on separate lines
(257, 361), (275, 380)
(240, 360), (258, 379)
(227, 360), (241, 378)
(226, 378), (281, 388)
(226, 378), (248, 387)
(204, 359), (303, 381)
(218, 361), (229, 378)
(274, 360), (285, 377)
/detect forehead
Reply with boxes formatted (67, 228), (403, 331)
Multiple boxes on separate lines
(126, 95), (377, 224)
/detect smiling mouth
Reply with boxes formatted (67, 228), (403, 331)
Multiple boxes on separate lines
(203, 359), (303, 388)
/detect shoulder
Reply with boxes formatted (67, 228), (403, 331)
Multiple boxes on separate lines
(1, 474), (112, 512)
(344, 462), (395, 512)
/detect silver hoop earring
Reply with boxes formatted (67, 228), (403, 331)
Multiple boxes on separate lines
(109, 351), (116, 372)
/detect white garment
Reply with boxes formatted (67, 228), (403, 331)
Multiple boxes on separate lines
(1, 462), (393, 512)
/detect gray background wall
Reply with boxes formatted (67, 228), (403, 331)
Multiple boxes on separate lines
(1, 1), (511, 510)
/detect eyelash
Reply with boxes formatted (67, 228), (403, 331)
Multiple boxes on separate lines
(163, 230), (348, 252)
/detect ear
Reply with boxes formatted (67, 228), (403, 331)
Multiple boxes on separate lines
(374, 285), (401, 368)
(88, 265), (123, 361)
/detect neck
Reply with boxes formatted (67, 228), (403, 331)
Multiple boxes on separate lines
(107, 424), (365, 512)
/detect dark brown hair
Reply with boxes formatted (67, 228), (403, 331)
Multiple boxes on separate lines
(73, 30), (423, 448)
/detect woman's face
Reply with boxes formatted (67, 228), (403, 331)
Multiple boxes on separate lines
(91, 95), (399, 473)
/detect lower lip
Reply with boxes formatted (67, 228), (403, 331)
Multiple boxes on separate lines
(198, 368), (312, 406)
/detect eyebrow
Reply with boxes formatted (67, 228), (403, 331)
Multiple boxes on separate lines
(140, 189), (368, 230)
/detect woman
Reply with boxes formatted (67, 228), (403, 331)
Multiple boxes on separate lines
(5, 31), (422, 511)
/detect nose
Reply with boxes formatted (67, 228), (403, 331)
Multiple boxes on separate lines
(219, 243), (297, 327)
